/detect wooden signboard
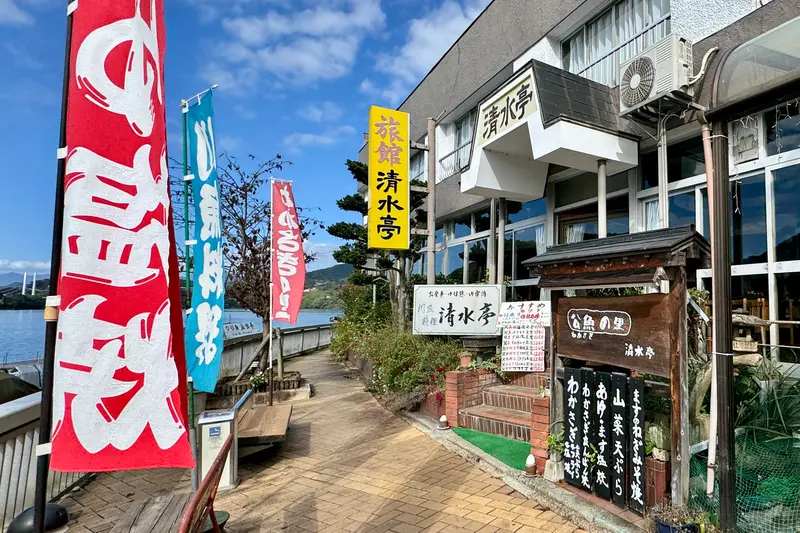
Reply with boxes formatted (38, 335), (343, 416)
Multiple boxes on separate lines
(563, 368), (582, 487)
(594, 372), (612, 500)
(629, 378), (646, 514)
(610, 373), (628, 507)
(557, 294), (672, 377)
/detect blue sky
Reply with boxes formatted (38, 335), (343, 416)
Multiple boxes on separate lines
(0, 0), (490, 273)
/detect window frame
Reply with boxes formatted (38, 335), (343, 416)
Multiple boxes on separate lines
(561, 0), (672, 86)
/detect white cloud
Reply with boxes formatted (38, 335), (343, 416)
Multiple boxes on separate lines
(199, 0), (385, 92)
(297, 101), (343, 123)
(367, 0), (491, 106)
(0, 259), (50, 273)
(218, 135), (243, 152)
(3, 42), (42, 67)
(305, 242), (339, 270)
(234, 105), (257, 120)
(0, 0), (33, 25)
(283, 125), (356, 153)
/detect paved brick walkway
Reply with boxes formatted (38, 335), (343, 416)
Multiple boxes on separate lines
(63, 350), (582, 533)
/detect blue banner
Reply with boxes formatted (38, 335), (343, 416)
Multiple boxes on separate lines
(185, 92), (225, 393)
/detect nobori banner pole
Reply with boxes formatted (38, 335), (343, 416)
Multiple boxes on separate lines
(426, 117), (436, 285)
(181, 97), (199, 494)
(268, 177), (275, 407)
(33, 2), (74, 531)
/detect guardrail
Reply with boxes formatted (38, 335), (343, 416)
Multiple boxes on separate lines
(0, 393), (87, 529)
(438, 140), (472, 181)
(219, 324), (333, 379)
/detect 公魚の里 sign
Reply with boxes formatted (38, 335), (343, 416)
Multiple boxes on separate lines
(368, 106), (410, 250)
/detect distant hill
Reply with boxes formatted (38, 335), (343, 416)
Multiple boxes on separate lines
(0, 272), (49, 288)
(306, 264), (353, 288)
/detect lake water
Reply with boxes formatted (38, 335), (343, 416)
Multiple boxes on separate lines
(0, 308), (341, 365)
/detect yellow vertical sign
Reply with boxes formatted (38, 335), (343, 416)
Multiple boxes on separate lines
(368, 106), (410, 250)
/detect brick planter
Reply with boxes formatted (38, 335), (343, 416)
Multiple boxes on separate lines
(444, 369), (500, 427)
(529, 396), (551, 473)
(421, 393), (445, 420)
(646, 457), (671, 508)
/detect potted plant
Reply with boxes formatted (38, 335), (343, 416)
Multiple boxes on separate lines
(250, 371), (268, 392)
(546, 431), (565, 462)
(649, 503), (703, 533)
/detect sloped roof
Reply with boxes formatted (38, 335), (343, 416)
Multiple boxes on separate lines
(524, 226), (710, 268)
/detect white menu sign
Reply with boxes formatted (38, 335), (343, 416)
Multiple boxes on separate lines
(223, 321), (260, 340)
(412, 285), (502, 336)
(499, 301), (550, 372)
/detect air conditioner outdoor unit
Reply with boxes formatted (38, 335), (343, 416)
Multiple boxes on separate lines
(619, 35), (693, 116)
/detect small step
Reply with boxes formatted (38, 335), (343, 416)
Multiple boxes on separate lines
(483, 385), (543, 412)
(459, 405), (530, 443)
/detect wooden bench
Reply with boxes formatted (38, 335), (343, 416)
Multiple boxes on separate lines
(111, 435), (233, 533)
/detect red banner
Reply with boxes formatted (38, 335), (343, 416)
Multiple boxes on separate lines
(51, 0), (193, 471)
(271, 181), (305, 324)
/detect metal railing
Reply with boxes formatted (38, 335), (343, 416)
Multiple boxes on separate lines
(0, 393), (87, 528)
(438, 140), (473, 182)
(219, 324), (333, 378)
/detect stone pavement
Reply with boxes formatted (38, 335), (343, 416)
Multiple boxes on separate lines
(63, 350), (583, 533)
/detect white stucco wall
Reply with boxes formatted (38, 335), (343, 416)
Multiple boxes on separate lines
(672, 0), (761, 43)
(513, 37), (561, 71)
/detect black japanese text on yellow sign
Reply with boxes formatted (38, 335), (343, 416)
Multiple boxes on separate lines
(368, 106), (410, 250)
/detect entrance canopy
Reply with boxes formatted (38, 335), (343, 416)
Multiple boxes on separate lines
(461, 61), (639, 200)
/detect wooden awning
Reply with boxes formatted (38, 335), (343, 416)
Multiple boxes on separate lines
(537, 267), (668, 290)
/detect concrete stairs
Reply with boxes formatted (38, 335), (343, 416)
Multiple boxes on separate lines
(459, 385), (544, 443)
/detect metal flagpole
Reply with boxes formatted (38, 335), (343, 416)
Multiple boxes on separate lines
(33, 1), (74, 531)
(180, 98), (200, 493)
(268, 178), (275, 407)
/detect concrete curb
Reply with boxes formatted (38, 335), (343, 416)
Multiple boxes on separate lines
(398, 411), (645, 533)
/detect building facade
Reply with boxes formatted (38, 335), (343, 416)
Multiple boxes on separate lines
(359, 0), (800, 369)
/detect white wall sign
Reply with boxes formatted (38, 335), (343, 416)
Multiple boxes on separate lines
(412, 285), (502, 336)
(498, 301), (550, 372)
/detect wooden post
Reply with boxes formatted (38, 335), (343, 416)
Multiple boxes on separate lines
(550, 290), (564, 427)
(669, 267), (690, 504)
(277, 329), (284, 380)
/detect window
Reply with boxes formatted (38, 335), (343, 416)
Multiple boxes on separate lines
(668, 191), (695, 229)
(559, 197), (628, 243)
(455, 110), (477, 169)
(454, 215), (472, 238)
(514, 225), (544, 279)
(555, 172), (628, 208)
(766, 102), (800, 156)
(774, 165), (800, 262)
(641, 136), (706, 189)
(776, 273), (800, 363)
(503, 232), (513, 282)
(411, 152), (425, 180)
(445, 245), (464, 283)
(562, 0), (671, 86)
(467, 239), (488, 284)
(507, 198), (546, 224)
(732, 175), (767, 264)
(475, 208), (492, 233)
(435, 224), (445, 245)
(434, 249), (444, 274)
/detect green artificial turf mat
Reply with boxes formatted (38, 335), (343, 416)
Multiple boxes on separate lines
(452, 427), (530, 471)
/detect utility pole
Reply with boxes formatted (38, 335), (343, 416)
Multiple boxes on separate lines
(426, 117), (437, 285)
(710, 120), (736, 532)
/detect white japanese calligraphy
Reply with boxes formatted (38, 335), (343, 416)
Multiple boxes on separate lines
(53, 296), (185, 452)
(194, 302), (222, 365)
(199, 183), (221, 241)
(75, 0), (162, 137)
(194, 115), (216, 182)
(198, 242), (223, 299)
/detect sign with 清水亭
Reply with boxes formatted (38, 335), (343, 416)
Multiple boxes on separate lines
(478, 68), (536, 146)
(368, 106), (410, 250)
(557, 294), (672, 377)
(498, 301), (550, 372)
(412, 285), (502, 336)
